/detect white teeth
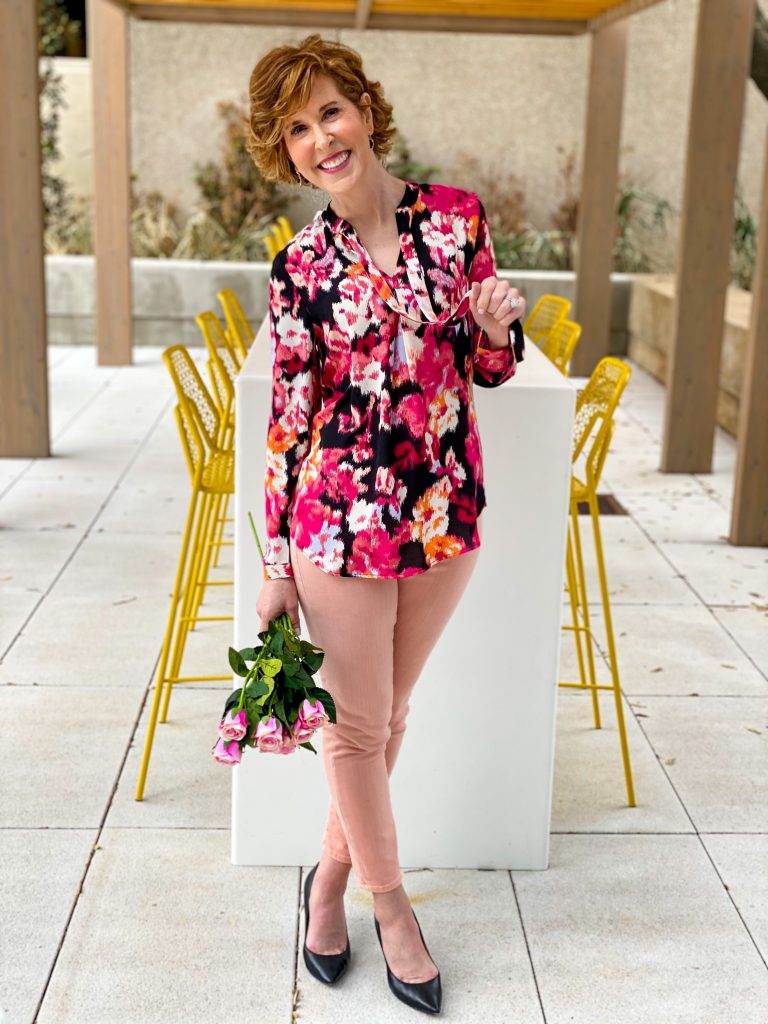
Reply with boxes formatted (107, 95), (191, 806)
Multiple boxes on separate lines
(320, 151), (349, 170)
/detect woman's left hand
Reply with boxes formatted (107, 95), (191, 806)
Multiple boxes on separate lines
(468, 278), (526, 343)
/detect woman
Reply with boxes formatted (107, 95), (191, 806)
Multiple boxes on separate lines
(247, 33), (525, 1015)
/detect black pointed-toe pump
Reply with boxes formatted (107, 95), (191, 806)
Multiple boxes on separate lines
(373, 908), (442, 1015)
(302, 862), (351, 985)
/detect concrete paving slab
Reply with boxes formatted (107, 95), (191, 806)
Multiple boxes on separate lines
(551, 691), (691, 833)
(513, 834), (768, 1024)
(0, 685), (141, 828)
(657, 540), (768, 606)
(710, 605), (768, 677)
(35, 829), (297, 1024)
(0, 828), (97, 1024)
(296, 865), (543, 1024)
(604, 604), (768, 697)
(613, 488), (731, 544)
(635, 696), (768, 832)
(107, 686), (233, 828)
(701, 834), (768, 962)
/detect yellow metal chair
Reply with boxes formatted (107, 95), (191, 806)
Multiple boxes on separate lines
(559, 356), (636, 807)
(196, 311), (238, 427)
(196, 310), (239, 572)
(275, 215), (294, 246)
(262, 215), (295, 261)
(217, 287), (255, 362)
(135, 345), (234, 801)
(540, 318), (582, 376)
(524, 293), (571, 347)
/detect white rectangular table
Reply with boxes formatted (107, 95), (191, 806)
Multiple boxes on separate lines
(232, 326), (575, 871)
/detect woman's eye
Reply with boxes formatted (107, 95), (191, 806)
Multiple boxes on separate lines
(291, 108), (339, 135)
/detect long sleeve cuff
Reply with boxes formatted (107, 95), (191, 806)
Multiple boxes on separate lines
(474, 318), (525, 388)
(263, 560), (294, 582)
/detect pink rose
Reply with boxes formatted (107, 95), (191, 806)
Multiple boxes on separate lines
(292, 714), (316, 742)
(301, 698), (329, 730)
(255, 716), (283, 753)
(279, 730), (299, 755)
(218, 708), (248, 741)
(212, 737), (242, 765)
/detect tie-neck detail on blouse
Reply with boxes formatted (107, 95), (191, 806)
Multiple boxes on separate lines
(320, 180), (419, 239)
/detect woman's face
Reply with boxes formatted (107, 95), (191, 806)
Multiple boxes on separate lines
(281, 73), (374, 194)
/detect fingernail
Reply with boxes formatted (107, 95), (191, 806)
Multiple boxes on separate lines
(478, 306), (485, 314)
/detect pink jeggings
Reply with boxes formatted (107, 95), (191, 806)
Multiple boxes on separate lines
(288, 515), (482, 892)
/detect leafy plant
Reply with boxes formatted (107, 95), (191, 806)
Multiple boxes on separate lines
(38, 0), (81, 57)
(731, 182), (757, 291)
(179, 98), (287, 260)
(40, 59), (93, 253)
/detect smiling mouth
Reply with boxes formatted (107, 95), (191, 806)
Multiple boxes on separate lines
(317, 150), (351, 170)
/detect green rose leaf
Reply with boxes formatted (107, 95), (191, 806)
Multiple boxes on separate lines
(302, 649), (324, 672)
(228, 647), (249, 678)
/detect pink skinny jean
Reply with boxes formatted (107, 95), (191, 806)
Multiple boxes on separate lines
(288, 514), (483, 893)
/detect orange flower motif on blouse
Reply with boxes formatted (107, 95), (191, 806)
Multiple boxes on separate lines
(263, 180), (525, 581)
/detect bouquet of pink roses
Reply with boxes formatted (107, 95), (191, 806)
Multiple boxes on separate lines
(211, 512), (337, 766)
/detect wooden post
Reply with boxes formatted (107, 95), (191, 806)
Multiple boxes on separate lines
(571, 17), (628, 376)
(0, 0), (50, 457)
(661, 0), (754, 472)
(88, 0), (133, 365)
(730, 127), (768, 546)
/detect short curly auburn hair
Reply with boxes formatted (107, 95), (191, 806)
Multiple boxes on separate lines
(246, 33), (397, 185)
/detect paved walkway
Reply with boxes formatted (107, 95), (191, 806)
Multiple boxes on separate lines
(1, 346), (766, 1023)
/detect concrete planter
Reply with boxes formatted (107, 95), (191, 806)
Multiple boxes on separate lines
(44, 254), (636, 353)
(627, 274), (751, 438)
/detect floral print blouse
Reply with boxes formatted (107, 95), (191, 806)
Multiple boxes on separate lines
(262, 179), (525, 581)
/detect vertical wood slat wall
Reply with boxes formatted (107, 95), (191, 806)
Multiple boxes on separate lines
(661, 0), (755, 473)
(89, 0), (134, 365)
(730, 127), (768, 547)
(0, 0), (50, 457)
(571, 16), (628, 377)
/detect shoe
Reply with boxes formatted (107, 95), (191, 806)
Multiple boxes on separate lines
(373, 908), (442, 1015)
(302, 861), (351, 985)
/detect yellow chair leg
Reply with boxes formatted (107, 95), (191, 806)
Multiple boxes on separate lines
(190, 489), (226, 625)
(588, 493), (636, 807)
(569, 502), (603, 729)
(160, 488), (213, 722)
(135, 486), (201, 801)
(211, 491), (231, 568)
(564, 525), (591, 693)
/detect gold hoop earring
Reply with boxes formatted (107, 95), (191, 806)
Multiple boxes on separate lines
(369, 134), (374, 149)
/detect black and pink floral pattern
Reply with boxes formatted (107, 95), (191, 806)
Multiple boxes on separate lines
(263, 179), (525, 580)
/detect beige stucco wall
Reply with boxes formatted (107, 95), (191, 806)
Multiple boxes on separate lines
(47, 0), (767, 235)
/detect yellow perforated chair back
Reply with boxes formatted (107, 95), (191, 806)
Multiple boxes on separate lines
(217, 287), (254, 361)
(524, 294), (571, 346)
(162, 344), (224, 455)
(540, 318), (581, 375)
(571, 356), (631, 493)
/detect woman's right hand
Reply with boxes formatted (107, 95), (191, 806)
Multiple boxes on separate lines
(257, 578), (302, 635)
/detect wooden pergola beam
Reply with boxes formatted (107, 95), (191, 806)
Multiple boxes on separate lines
(115, 0), (670, 32)
(123, 5), (590, 34)
(354, 0), (372, 31)
(571, 15), (628, 375)
(88, 0), (133, 365)
(0, 0), (50, 457)
(730, 127), (768, 546)
(661, 0), (755, 472)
